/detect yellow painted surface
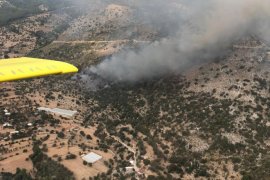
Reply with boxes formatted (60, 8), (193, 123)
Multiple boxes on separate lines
(0, 57), (78, 82)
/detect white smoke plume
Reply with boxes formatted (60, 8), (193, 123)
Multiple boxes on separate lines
(88, 0), (270, 82)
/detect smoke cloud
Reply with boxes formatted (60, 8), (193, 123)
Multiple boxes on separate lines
(88, 0), (270, 82)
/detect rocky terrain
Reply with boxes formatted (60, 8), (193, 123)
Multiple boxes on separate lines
(1, 1), (270, 180)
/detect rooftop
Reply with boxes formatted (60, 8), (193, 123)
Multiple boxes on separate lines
(38, 107), (77, 117)
(81, 152), (102, 164)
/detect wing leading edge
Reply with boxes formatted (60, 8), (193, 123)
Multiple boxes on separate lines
(0, 57), (78, 82)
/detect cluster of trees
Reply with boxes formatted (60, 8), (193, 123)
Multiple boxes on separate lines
(30, 141), (74, 179)
(66, 153), (76, 160)
(1, 168), (32, 180)
(80, 72), (270, 178)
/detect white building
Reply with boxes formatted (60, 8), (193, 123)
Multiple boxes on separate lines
(125, 167), (134, 172)
(82, 152), (102, 164)
(38, 107), (77, 118)
(10, 131), (19, 134)
(3, 123), (12, 128)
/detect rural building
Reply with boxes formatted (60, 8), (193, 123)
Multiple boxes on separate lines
(3, 123), (12, 128)
(125, 167), (134, 172)
(4, 109), (10, 116)
(81, 152), (102, 164)
(37, 107), (77, 117)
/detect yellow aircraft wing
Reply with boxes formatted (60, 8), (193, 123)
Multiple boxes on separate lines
(0, 57), (78, 82)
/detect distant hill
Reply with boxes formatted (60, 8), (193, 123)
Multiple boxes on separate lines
(0, 0), (72, 25)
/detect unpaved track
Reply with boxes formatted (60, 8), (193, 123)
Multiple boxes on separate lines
(52, 40), (150, 44)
